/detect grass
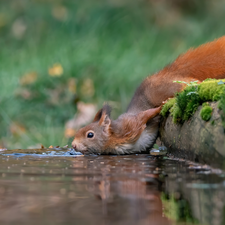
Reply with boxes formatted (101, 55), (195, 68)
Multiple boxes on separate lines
(1, 0), (225, 149)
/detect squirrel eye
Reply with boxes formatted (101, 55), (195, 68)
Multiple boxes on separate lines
(87, 132), (94, 138)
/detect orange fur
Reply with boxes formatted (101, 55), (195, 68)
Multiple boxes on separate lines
(128, 36), (225, 111)
(103, 107), (161, 150)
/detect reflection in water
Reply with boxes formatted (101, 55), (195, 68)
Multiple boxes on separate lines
(0, 153), (224, 225)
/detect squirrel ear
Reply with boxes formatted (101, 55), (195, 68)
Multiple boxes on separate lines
(99, 113), (111, 130)
(137, 106), (161, 125)
(93, 104), (112, 122)
(93, 108), (103, 122)
(98, 104), (112, 133)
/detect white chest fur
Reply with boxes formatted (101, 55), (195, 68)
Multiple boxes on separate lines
(114, 126), (158, 154)
(133, 128), (158, 152)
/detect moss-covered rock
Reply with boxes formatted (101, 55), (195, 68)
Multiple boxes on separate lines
(160, 102), (225, 168)
(161, 79), (225, 125)
(159, 79), (225, 168)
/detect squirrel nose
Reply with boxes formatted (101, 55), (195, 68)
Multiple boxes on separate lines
(72, 144), (76, 149)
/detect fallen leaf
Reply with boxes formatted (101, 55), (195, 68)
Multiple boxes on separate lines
(80, 78), (95, 98)
(20, 72), (38, 85)
(48, 63), (63, 77)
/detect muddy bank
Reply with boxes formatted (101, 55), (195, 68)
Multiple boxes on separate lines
(159, 102), (225, 168)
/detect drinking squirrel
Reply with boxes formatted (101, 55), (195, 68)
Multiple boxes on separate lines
(72, 36), (225, 154)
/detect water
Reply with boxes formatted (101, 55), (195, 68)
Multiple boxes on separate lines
(0, 149), (224, 225)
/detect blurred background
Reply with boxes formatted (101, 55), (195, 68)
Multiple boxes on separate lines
(0, 0), (225, 149)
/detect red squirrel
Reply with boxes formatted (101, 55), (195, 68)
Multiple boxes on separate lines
(72, 36), (225, 155)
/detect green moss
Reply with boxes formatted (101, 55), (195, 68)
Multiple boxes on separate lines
(218, 88), (225, 127)
(202, 102), (209, 107)
(177, 86), (200, 121)
(200, 105), (213, 121)
(171, 103), (182, 123)
(161, 79), (225, 124)
(198, 79), (225, 101)
(161, 98), (176, 117)
(171, 85), (201, 123)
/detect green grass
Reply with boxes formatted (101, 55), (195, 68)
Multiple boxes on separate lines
(1, 0), (225, 149)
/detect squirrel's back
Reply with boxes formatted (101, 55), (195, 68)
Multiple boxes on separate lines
(127, 36), (225, 113)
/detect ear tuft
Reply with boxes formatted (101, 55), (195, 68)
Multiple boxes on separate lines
(96, 104), (112, 134)
(102, 103), (112, 117)
(93, 104), (112, 122)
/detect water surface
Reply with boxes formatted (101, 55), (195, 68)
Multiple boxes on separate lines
(0, 149), (224, 225)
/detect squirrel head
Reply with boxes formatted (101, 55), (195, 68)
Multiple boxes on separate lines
(72, 104), (161, 155)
